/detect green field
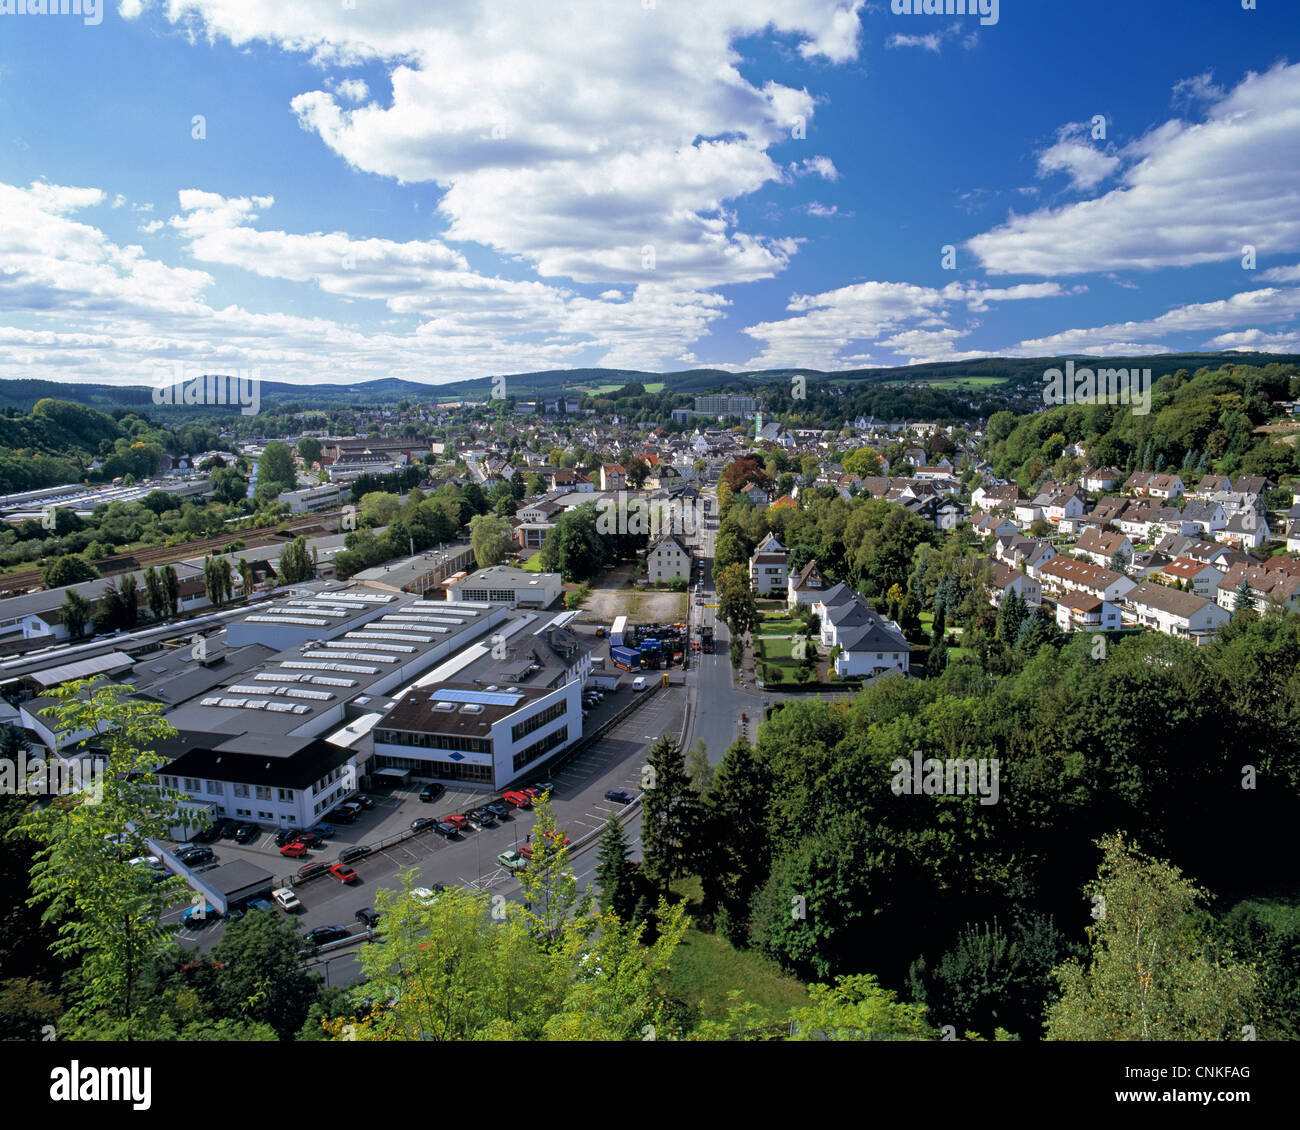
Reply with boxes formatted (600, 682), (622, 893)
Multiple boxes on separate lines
(587, 381), (665, 394)
(758, 616), (802, 636)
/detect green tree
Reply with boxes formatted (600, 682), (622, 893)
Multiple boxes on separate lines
(277, 536), (315, 584)
(1046, 834), (1260, 1041)
(594, 812), (638, 922)
(143, 565), (165, 621)
(18, 681), (189, 1038)
(716, 562), (759, 638)
(161, 564), (180, 616)
(641, 733), (702, 890)
(297, 437), (322, 466)
(60, 590), (91, 640)
(208, 909), (319, 1038)
(42, 554), (98, 589)
(256, 441), (297, 494)
(469, 512), (515, 569)
(700, 737), (772, 943)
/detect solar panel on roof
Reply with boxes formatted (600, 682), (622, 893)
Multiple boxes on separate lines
(431, 688), (523, 707)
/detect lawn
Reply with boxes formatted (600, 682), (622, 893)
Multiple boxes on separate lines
(758, 616), (802, 636)
(521, 554), (544, 572)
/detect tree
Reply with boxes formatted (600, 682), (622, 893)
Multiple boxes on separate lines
(716, 562), (759, 638)
(685, 738), (714, 794)
(784, 974), (935, 1041)
(1107, 549), (1129, 577)
(539, 503), (604, 583)
(208, 908), (319, 1038)
(700, 737), (772, 943)
(625, 456), (650, 489)
(161, 565), (180, 616)
(277, 536), (315, 584)
(359, 491), (401, 528)
(1046, 834), (1259, 1041)
(143, 565), (165, 621)
(517, 794), (587, 945)
(210, 466), (248, 505)
(297, 437), (322, 466)
(469, 513), (514, 569)
(525, 472), (547, 497)
(60, 590), (91, 640)
(18, 681), (189, 1038)
(641, 733), (702, 890)
(1234, 579), (1255, 618)
(256, 441), (297, 494)
(42, 554), (98, 589)
(594, 812), (638, 922)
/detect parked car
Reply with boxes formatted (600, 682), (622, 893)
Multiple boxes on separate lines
(307, 925), (350, 946)
(296, 862), (329, 881)
(521, 831), (571, 859)
(274, 828), (303, 847)
(234, 822), (259, 844)
(216, 818), (242, 838)
(501, 790), (531, 809)
(355, 907), (380, 928)
(410, 886), (443, 906)
(350, 795), (375, 809)
(181, 902), (217, 927)
(604, 789), (635, 805)
(532, 780), (556, 797)
(410, 817), (438, 833)
(193, 824), (222, 843)
(339, 845), (370, 864)
(246, 897), (274, 913)
(305, 823), (335, 839)
(128, 855), (161, 869)
(272, 888), (302, 911)
(419, 783), (446, 803)
(442, 813), (469, 830)
(329, 863), (359, 884)
(496, 850), (528, 872)
(470, 807), (498, 827)
(329, 807), (357, 825)
(433, 821), (461, 839)
(485, 801), (510, 820)
(178, 847), (214, 864)
(279, 841), (310, 858)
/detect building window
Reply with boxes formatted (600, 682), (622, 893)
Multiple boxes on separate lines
(255, 786), (271, 801)
(511, 700), (567, 742)
(278, 788), (294, 802)
(206, 781), (221, 795)
(184, 778), (201, 792)
(373, 754), (492, 784)
(233, 784), (249, 798)
(512, 725), (569, 773)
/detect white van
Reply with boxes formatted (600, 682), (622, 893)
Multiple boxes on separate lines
(631, 676), (647, 692)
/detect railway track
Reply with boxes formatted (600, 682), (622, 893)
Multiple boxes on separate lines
(0, 511), (342, 595)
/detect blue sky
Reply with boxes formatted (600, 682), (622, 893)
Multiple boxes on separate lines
(1, 0), (1298, 387)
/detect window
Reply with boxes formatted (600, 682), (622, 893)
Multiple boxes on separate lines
(512, 725), (568, 772)
(258, 811), (273, 819)
(278, 788), (294, 802)
(233, 784), (249, 798)
(206, 780), (221, 795)
(255, 786), (271, 801)
(512, 700), (566, 742)
(184, 778), (201, 792)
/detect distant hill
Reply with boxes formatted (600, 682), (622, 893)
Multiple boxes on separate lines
(2, 353), (1297, 414)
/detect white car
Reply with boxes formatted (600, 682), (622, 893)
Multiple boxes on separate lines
(411, 887), (441, 906)
(272, 887), (302, 911)
(128, 855), (161, 869)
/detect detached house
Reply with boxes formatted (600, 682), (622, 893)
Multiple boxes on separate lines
(1055, 591), (1123, 633)
(1124, 581), (1228, 642)
(1158, 557), (1224, 598)
(748, 533), (789, 596)
(1039, 556), (1136, 603)
(645, 534), (691, 585)
(787, 559), (827, 608)
(987, 561), (1041, 608)
(1074, 527), (1134, 568)
(812, 583), (911, 680)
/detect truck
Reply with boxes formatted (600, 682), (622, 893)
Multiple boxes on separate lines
(700, 625), (714, 653)
(610, 615), (628, 648)
(610, 645), (643, 672)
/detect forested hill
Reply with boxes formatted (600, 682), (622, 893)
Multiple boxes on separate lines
(985, 361), (1300, 491)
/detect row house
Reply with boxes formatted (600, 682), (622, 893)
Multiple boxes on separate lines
(986, 561), (1041, 608)
(1039, 556), (1136, 603)
(812, 583), (911, 680)
(1214, 562), (1300, 615)
(1074, 526), (1134, 567)
(1124, 472), (1185, 499)
(1157, 557), (1224, 599)
(1055, 590), (1123, 633)
(1124, 581), (1228, 642)
(971, 482), (1027, 511)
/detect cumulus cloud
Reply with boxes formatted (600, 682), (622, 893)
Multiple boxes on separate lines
(970, 63), (1300, 276)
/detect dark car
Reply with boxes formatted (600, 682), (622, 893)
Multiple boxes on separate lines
(604, 789), (635, 805)
(178, 846), (214, 864)
(216, 818), (242, 839)
(234, 822), (259, 844)
(433, 821), (461, 839)
(274, 828), (302, 847)
(410, 817), (438, 833)
(351, 795), (375, 809)
(307, 925), (350, 946)
(329, 807), (357, 825)
(470, 807), (498, 827)
(305, 823), (335, 839)
(193, 823), (222, 844)
(355, 907), (380, 928)
(532, 781), (556, 797)
(296, 862), (329, 881)
(419, 783), (446, 803)
(339, 845), (370, 864)
(485, 801), (510, 820)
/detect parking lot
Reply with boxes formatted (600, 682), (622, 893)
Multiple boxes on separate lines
(171, 684), (685, 977)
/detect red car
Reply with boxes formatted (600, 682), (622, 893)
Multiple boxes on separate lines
(502, 790), (532, 809)
(289, 832), (322, 847)
(329, 864), (359, 884)
(280, 841), (310, 858)
(521, 830), (571, 859)
(442, 813), (470, 830)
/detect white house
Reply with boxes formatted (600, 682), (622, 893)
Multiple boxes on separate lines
(645, 535), (691, 584)
(1124, 581), (1228, 642)
(811, 583), (911, 680)
(748, 532), (788, 596)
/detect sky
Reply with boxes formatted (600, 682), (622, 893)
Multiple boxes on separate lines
(1, 0), (1299, 389)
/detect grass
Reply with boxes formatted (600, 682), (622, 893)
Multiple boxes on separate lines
(664, 877), (809, 1025)
(758, 616), (802, 636)
(521, 554), (544, 572)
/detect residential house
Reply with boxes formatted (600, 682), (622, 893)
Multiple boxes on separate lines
(787, 559), (826, 608)
(645, 535), (691, 585)
(1074, 527), (1134, 568)
(812, 583), (911, 680)
(1054, 591), (1123, 633)
(1124, 581), (1229, 642)
(1039, 556), (1136, 603)
(748, 533), (789, 596)
(987, 561), (1041, 608)
(1158, 557), (1224, 598)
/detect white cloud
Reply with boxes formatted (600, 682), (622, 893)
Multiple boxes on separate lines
(1035, 130), (1120, 192)
(887, 33), (942, 53)
(790, 155), (839, 181)
(1172, 70), (1224, 109)
(971, 63), (1300, 276)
